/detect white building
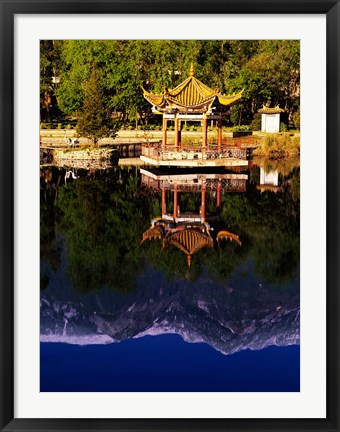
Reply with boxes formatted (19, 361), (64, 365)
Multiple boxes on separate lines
(258, 105), (284, 133)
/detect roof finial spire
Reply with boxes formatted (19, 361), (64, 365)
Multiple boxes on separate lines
(189, 64), (195, 77)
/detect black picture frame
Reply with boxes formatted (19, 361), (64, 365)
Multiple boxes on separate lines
(1, 1), (339, 431)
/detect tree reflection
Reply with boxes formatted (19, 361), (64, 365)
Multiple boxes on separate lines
(220, 175), (300, 285)
(56, 170), (149, 293)
(40, 168), (62, 290)
(40, 165), (300, 293)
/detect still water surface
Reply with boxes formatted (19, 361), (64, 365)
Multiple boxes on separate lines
(40, 162), (300, 391)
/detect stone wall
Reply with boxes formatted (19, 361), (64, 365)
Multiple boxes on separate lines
(54, 148), (117, 161)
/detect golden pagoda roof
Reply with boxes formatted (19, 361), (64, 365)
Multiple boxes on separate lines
(216, 230), (242, 245)
(141, 226), (164, 243)
(141, 221), (241, 267)
(142, 65), (243, 113)
(258, 105), (284, 114)
(163, 228), (213, 267)
(141, 223), (213, 267)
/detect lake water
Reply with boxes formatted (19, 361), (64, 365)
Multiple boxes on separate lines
(40, 161), (300, 392)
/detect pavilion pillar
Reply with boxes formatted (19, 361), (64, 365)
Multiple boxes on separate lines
(218, 118), (222, 152)
(216, 182), (221, 213)
(202, 115), (208, 158)
(173, 185), (179, 220)
(162, 186), (167, 217)
(201, 184), (206, 221)
(162, 116), (167, 150)
(173, 184), (179, 220)
(178, 120), (181, 149)
(174, 114), (179, 150)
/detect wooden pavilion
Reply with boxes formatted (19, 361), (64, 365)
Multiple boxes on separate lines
(141, 65), (247, 167)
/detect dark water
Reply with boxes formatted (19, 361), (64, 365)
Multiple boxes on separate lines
(40, 162), (300, 392)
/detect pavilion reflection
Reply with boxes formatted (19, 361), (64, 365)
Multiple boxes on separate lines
(141, 168), (246, 267)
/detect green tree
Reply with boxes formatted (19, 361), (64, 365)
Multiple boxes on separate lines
(228, 41), (300, 125)
(46, 40), (300, 129)
(75, 66), (112, 146)
(40, 40), (63, 122)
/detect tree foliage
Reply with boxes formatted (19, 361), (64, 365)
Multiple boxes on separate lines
(75, 66), (112, 145)
(40, 40), (63, 121)
(41, 40), (300, 127)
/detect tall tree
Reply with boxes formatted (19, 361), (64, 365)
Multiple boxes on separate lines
(75, 66), (112, 146)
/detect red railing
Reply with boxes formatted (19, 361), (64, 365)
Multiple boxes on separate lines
(141, 174), (247, 193)
(141, 142), (249, 161)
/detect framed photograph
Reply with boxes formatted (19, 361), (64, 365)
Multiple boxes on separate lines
(1, 1), (339, 431)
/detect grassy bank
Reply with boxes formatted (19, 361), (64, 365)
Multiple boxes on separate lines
(253, 155), (300, 177)
(254, 133), (300, 158)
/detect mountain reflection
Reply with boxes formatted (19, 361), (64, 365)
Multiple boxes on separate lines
(40, 164), (300, 355)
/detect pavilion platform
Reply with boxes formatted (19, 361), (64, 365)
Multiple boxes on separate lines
(140, 168), (248, 193)
(140, 142), (249, 167)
